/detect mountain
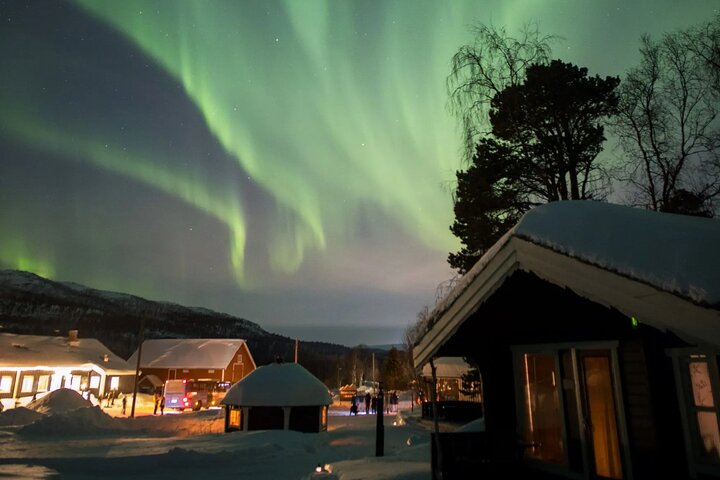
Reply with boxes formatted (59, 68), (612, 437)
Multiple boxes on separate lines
(0, 270), (350, 383)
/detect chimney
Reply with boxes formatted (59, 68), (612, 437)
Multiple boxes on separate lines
(68, 330), (79, 347)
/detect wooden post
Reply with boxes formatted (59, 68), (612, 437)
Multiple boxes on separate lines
(430, 358), (443, 480)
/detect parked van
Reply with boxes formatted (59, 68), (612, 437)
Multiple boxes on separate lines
(164, 379), (231, 411)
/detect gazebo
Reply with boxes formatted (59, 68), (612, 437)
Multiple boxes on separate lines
(221, 362), (332, 433)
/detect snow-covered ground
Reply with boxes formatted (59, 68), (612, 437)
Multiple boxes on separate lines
(0, 389), (437, 479)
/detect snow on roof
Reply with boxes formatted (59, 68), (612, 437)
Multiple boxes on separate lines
(515, 201), (720, 307)
(421, 357), (473, 379)
(127, 338), (250, 369)
(221, 362), (332, 407)
(0, 333), (134, 374)
(415, 201), (720, 367)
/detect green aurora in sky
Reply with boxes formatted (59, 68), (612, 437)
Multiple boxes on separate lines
(0, 0), (716, 343)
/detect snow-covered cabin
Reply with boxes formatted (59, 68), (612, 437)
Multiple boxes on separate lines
(414, 201), (720, 480)
(221, 362), (332, 433)
(127, 338), (256, 388)
(0, 331), (135, 410)
(420, 357), (479, 402)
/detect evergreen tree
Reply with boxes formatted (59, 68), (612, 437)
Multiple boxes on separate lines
(449, 60), (619, 272)
(380, 347), (410, 391)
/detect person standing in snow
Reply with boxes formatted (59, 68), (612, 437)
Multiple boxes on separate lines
(364, 392), (371, 415)
(153, 393), (159, 415)
(160, 396), (165, 415)
(121, 395), (127, 415)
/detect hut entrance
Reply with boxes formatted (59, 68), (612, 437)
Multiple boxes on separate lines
(248, 406), (284, 430)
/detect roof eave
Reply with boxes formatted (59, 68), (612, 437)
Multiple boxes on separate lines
(414, 236), (720, 370)
(413, 237), (521, 369)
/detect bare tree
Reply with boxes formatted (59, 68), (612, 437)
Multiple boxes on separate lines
(682, 14), (720, 95)
(447, 23), (556, 161)
(612, 19), (720, 216)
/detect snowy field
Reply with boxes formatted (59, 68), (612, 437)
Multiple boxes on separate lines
(0, 389), (435, 479)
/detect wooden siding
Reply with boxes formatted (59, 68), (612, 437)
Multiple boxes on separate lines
(428, 270), (696, 480)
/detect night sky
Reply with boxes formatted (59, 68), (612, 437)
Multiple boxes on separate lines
(0, 1), (715, 346)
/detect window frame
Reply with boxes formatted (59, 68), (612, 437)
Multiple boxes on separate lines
(669, 348), (720, 478)
(0, 373), (15, 396)
(20, 374), (35, 393)
(511, 341), (631, 479)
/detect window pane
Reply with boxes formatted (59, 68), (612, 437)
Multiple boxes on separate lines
(229, 408), (242, 427)
(584, 356), (623, 479)
(689, 361), (715, 407)
(0, 375), (13, 393)
(21, 375), (34, 393)
(37, 375), (50, 392)
(696, 411), (720, 464)
(110, 377), (119, 390)
(521, 353), (564, 464)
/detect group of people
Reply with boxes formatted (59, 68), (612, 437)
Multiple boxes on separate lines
(102, 390), (129, 415)
(153, 393), (166, 415)
(349, 391), (400, 415)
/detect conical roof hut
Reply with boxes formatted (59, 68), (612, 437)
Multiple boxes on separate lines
(221, 362), (332, 432)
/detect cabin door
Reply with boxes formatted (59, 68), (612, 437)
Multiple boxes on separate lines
(577, 350), (624, 479)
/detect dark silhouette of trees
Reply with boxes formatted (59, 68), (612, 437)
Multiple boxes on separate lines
(612, 16), (720, 216)
(380, 347), (410, 391)
(449, 58), (619, 273)
(449, 138), (528, 273)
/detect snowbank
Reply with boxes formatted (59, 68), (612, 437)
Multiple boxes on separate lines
(26, 388), (93, 415)
(0, 407), (43, 426)
(17, 406), (129, 436)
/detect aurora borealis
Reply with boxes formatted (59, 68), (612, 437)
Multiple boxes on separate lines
(0, 1), (715, 345)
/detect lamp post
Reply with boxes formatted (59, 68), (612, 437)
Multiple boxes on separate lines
(375, 382), (384, 457)
(130, 317), (144, 418)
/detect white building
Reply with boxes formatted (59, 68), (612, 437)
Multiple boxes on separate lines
(0, 331), (135, 409)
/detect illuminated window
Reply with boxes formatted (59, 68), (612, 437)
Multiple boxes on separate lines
(90, 376), (100, 389)
(515, 345), (625, 478)
(70, 375), (81, 390)
(37, 375), (50, 392)
(21, 375), (35, 393)
(520, 353), (564, 464)
(681, 355), (720, 467)
(229, 407), (242, 428)
(321, 405), (328, 430)
(0, 375), (13, 393)
(110, 376), (119, 390)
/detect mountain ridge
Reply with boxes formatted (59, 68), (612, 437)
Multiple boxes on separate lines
(0, 269), (350, 384)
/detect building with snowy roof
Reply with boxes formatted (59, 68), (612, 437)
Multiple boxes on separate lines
(127, 338), (256, 388)
(221, 362), (332, 433)
(420, 357), (480, 402)
(0, 331), (135, 410)
(414, 201), (720, 480)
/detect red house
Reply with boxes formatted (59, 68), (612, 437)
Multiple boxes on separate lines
(128, 338), (256, 387)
